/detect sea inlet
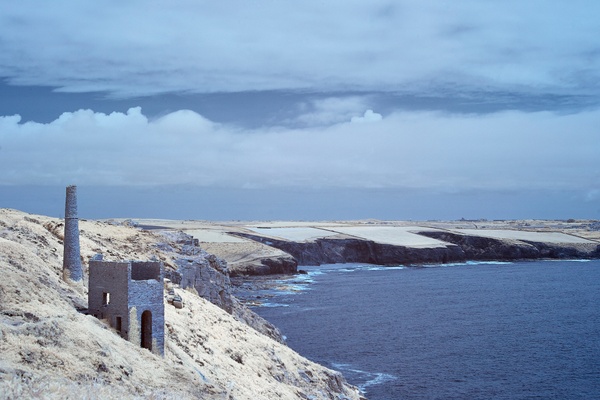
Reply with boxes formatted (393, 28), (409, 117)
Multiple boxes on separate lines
(235, 259), (600, 399)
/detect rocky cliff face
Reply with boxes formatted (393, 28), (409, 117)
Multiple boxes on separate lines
(229, 255), (298, 277)
(198, 240), (299, 277)
(156, 230), (285, 343)
(233, 232), (465, 265)
(416, 230), (600, 261)
(234, 230), (600, 267)
(157, 231), (233, 310)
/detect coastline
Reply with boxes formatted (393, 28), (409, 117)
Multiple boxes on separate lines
(132, 218), (600, 275)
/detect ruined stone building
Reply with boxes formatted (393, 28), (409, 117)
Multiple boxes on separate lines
(61, 185), (165, 355)
(88, 260), (165, 356)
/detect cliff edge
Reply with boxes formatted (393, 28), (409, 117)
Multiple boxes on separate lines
(130, 220), (600, 274)
(228, 223), (600, 267)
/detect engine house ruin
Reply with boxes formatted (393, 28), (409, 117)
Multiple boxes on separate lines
(88, 260), (165, 356)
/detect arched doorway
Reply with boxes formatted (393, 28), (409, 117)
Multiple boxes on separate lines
(141, 310), (152, 351)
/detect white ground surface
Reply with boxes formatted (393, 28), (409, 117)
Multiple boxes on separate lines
(249, 227), (340, 241)
(326, 226), (448, 247)
(246, 221), (347, 228)
(186, 229), (248, 243)
(455, 229), (594, 243)
(129, 219), (600, 247)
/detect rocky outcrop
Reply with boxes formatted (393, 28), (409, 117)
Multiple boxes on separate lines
(156, 230), (285, 343)
(229, 256), (298, 277)
(198, 240), (299, 277)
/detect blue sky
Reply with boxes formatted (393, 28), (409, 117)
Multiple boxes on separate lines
(1, 1), (599, 220)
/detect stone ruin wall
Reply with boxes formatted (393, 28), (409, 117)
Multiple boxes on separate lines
(128, 262), (165, 355)
(89, 260), (165, 356)
(88, 261), (131, 340)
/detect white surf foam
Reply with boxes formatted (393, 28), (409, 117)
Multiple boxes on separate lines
(331, 362), (397, 394)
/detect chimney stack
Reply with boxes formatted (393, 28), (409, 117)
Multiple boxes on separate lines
(63, 185), (83, 283)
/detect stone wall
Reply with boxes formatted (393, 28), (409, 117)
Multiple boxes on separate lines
(88, 261), (130, 339)
(89, 260), (165, 356)
(128, 263), (165, 356)
(131, 261), (161, 281)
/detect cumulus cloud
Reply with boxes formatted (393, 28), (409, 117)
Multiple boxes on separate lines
(351, 110), (383, 123)
(1, 107), (599, 195)
(0, 1), (599, 97)
(291, 97), (372, 127)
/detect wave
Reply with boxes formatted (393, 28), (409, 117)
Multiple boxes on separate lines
(305, 263), (406, 274)
(251, 260), (567, 308)
(270, 276), (314, 293)
(257, 302), (290, 308)
(424, 260), (514, 267)
(331, 362), (397, 393)
(365, 266), (406, 271)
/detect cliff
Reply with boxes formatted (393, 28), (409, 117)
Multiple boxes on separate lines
(230, 232), (463, 265)
(154, 229), (285, 342)
(0, 209), (362, 400)
(129, 220), (600, 275)
(231, 227), (600, 267)
(416, 229), (600, 261)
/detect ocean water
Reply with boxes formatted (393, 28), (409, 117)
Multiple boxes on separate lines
(246, 260), (600, 399)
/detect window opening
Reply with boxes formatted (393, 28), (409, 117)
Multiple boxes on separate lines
(102, 292), (110, 306)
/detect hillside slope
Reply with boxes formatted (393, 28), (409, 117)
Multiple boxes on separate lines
(0, 209), (362, 400)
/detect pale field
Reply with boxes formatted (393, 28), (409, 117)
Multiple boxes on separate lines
(245, 221), (348, 228)
(185, 229), (248, 243)
(115, 218), (600, 260)
(325, 226), (449, 247)
(248, 227), (340, 242)
(454, 229), (596, 244)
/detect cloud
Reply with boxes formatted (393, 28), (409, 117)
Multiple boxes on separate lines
(1, 107), (599, 196)
(351, 110), (383, 123)
(0, 1), (599, 97)
(291, 97), (371, 127)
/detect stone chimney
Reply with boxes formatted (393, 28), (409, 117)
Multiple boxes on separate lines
(63, 185), (83, 283)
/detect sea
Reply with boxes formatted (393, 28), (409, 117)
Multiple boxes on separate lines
(234, 260), (600, 399)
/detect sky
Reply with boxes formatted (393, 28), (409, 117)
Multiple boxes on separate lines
(1, 1), (599, 220)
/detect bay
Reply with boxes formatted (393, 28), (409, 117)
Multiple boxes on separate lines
(244, 260), (600, 399)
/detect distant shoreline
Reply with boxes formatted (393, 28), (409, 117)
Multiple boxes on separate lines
(122, 218), (600, 275)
